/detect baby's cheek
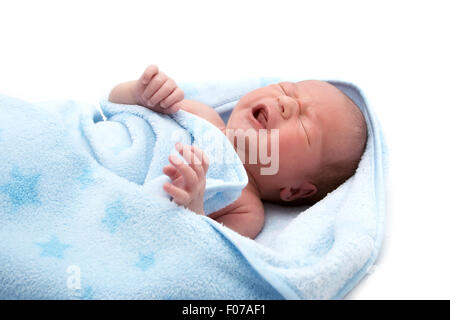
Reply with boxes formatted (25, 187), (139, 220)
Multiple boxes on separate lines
(271, 133), (290, 167)
(278, 130), (308, 166)
(277, 131), (296, 153)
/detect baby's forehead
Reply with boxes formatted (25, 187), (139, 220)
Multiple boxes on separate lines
(265, 79), (356, 118)
(296, 81), (360, 142)
(294, 80), (346, 100)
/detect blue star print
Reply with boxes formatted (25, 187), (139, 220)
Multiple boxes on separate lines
(76, 166), (94, 189)
(135, 253), (155, 271)
(36, 235), (71, 259)
(80, 286), (94, 300)
(0, 167), (40, 208)
(102, 200), (129, 233)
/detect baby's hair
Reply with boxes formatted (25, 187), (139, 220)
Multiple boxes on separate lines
(289, 89), (368, 206)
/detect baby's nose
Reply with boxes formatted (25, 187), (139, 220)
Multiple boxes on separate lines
(278, 95), (298, 120)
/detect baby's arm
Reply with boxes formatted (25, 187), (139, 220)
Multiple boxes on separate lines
(108, 65), (226, 129)
(109, 65), (183, 113)
(175, 99), (226, 130)
(108, 80), (139, 106)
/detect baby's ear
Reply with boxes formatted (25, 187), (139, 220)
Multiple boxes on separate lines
(279, 182), (317, 202)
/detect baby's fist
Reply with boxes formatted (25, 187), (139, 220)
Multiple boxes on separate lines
(135, 65), (184, 114)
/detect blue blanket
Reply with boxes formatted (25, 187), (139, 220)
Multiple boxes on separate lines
(0, 77), (388, 299)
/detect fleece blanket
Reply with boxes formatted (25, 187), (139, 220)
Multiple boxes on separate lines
(0, 77), (387, 299)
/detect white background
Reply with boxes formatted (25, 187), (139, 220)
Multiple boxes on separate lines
(1, 0), (449, 299)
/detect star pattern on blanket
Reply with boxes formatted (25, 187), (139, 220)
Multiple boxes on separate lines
(36, 235), (71, 259)
(135, 252), (155, 271)
(102, 200), (129, 233)
(76, 166), (94, 189)
(0, 167), (40, 208)
(80, 286), (94, 300)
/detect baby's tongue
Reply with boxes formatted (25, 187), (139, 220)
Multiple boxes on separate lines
(257, 112), (266, 127)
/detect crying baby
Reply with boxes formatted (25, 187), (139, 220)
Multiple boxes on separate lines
(108, 65), (367, 239)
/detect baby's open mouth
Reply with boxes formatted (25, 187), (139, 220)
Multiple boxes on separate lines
(252, 104), (268, 128)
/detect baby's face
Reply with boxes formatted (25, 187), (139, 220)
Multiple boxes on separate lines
(226, 80), (357, 202)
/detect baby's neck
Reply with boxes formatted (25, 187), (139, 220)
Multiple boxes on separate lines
(244, 166), (262, 198)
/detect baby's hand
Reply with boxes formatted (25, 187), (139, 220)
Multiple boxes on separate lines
(135, 65), (184, 114)
(162, 142), (209, 215)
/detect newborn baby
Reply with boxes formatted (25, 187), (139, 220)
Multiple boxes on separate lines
(109, 65), (367, 239)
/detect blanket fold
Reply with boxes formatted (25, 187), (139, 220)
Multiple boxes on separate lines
(0, 76), (387, 299)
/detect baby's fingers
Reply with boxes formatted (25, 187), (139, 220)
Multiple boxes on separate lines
(163, 165), (180, 181)
(142, 71), (168, 104)
(148, 78), (177, 107)
(176, 143), (207, 178)
(139, 65), (159, 86)
(163, 182), (190, 205)
(177, 144), (202, 176)
(160, 87), (184, 109)
(190, 145), (210, 174)
(168, 154), (197, 187)
(163, 103), (181, 114)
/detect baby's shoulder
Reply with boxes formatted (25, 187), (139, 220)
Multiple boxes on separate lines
(209, 185), (264, 219)
(178, 99), (226, 131)
(238, 186), (264, 209)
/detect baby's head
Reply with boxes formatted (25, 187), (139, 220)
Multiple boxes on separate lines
(226, 80), (367, 205)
